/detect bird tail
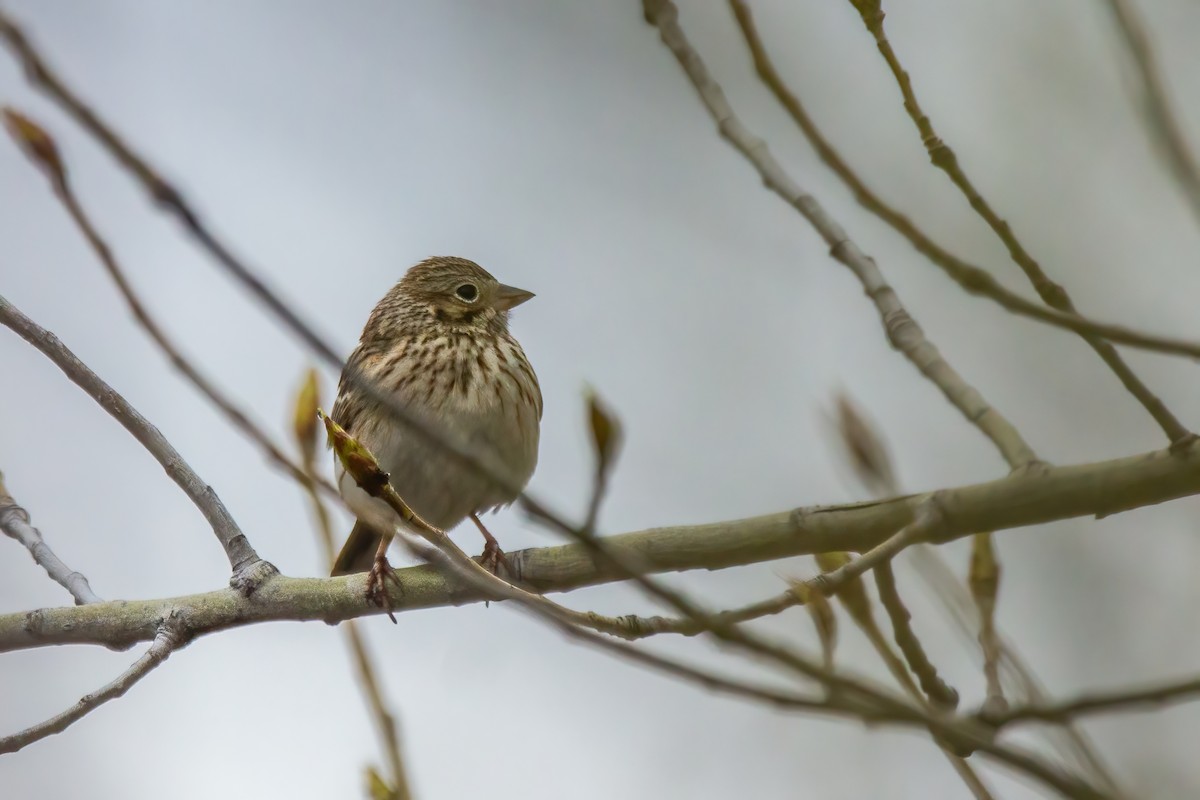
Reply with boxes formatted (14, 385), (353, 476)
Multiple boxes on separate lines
(331, 521), (384, 576)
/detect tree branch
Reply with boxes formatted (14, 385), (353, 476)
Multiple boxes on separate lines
(641, 0), (1039, 471)
(0, 470), (102, 605)
(982, 673), (1200, 729)
(846, 0), (1193, 447)
(0, 293), (269, 585)
(2, 106), (338, 503)
(0, 618), (186, 754)
(727, 0), (1200, 363)
(4, 433), (1198, 653)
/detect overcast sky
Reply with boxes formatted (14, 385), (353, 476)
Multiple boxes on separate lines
(3, 1), (1200, 798)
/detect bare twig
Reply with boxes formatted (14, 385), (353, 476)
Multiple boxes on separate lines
(969, 533), (1006, 715)
(727, 0), (1200, 362)
(0, 618), (186, 754)
(982, 673), (1200, 729)
(1103, 0), (1200, 230)
(831, 393), (1119, 791)
(846, 1), (1193, 446)
(909, 545), (1125, 794)
(2, 107), (338, 503)
(872, 562), (958, 709)
(0, 293), (269, 585)
(641, 0), (1038, 471)
(0, 470), (102, 605)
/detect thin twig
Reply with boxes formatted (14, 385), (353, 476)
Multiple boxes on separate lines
(2, 107), (339, 503)
(0, 618), (186, 754)
(727, 0), (1200, 362)
(640, 0), (1039, 471)
(846, 1), (1193, 446)
(908, 545), (1125, 795)
(873, 562), (958, 709)
(0, 293), (268, 584)
(1103, 0), (1200, 230)
(969, 532), (1006, 715)
(830, 392), (1120, 793)
(982, 673), (1200, 729)
(0, 470), (102, 605)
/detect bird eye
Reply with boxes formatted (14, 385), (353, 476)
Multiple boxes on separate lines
(455, 283), (479, 302)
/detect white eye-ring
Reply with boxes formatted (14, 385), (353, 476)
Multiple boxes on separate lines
(455, 283), (479, 302)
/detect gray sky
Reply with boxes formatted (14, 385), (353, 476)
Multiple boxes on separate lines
(2, 1), (1200, 797)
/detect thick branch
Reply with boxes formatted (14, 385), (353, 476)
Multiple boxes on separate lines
(4, 435), (1199, 653)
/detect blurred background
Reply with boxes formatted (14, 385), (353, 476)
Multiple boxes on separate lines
(2, 1), (1199, 797)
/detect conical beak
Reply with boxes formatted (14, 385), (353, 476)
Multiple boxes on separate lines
(494, 284), (535, 311)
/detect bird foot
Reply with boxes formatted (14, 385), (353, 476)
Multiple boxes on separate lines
(365, 554), (402, 623)
(480, 536), (511, 577)
(471, 513), (511, 577)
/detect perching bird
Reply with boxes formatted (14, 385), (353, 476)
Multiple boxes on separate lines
(329, 256), (541, 588)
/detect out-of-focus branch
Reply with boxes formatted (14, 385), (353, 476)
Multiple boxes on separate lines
(293, 373), (412, 800)
(908, 545), (1125, 795)
(983, 673), (1200, 729)
(2, 107), (338, 503)
(830, 392), (1123, 793)
(872, 562), (958, 708)
(641, 0), (1039, 472)
(1103, 0), (1200, 230)
(0, 293), (269, 587)
(727, 0), (1200, 362)
(0, 618), (186, 754)
(969, 533), (1005, 715)
(0, 471), (102, 605)
(845, 1), (1194, 447)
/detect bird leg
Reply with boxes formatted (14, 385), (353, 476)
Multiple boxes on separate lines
(470, 513), (510, 576)
(364, 533), (401, 623)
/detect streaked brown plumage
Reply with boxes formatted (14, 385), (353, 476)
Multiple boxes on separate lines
(330, 256), (541, 577)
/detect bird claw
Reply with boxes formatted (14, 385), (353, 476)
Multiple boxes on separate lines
(365, 554), (402, 623)
(480, 537), (511, 577)
(471, 513), (511, 578)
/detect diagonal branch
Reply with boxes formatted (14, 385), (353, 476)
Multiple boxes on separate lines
(2, 107), (338, 504)
(0, 293), (268, 584)
(1103, 0), (1200, 231)
(0, 470), (102, 605)
(0, 618), (186, 754)
(727, 0), (1200, 363)
(641, 0), (1038, 471)
(846, 1), (1193, 447)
